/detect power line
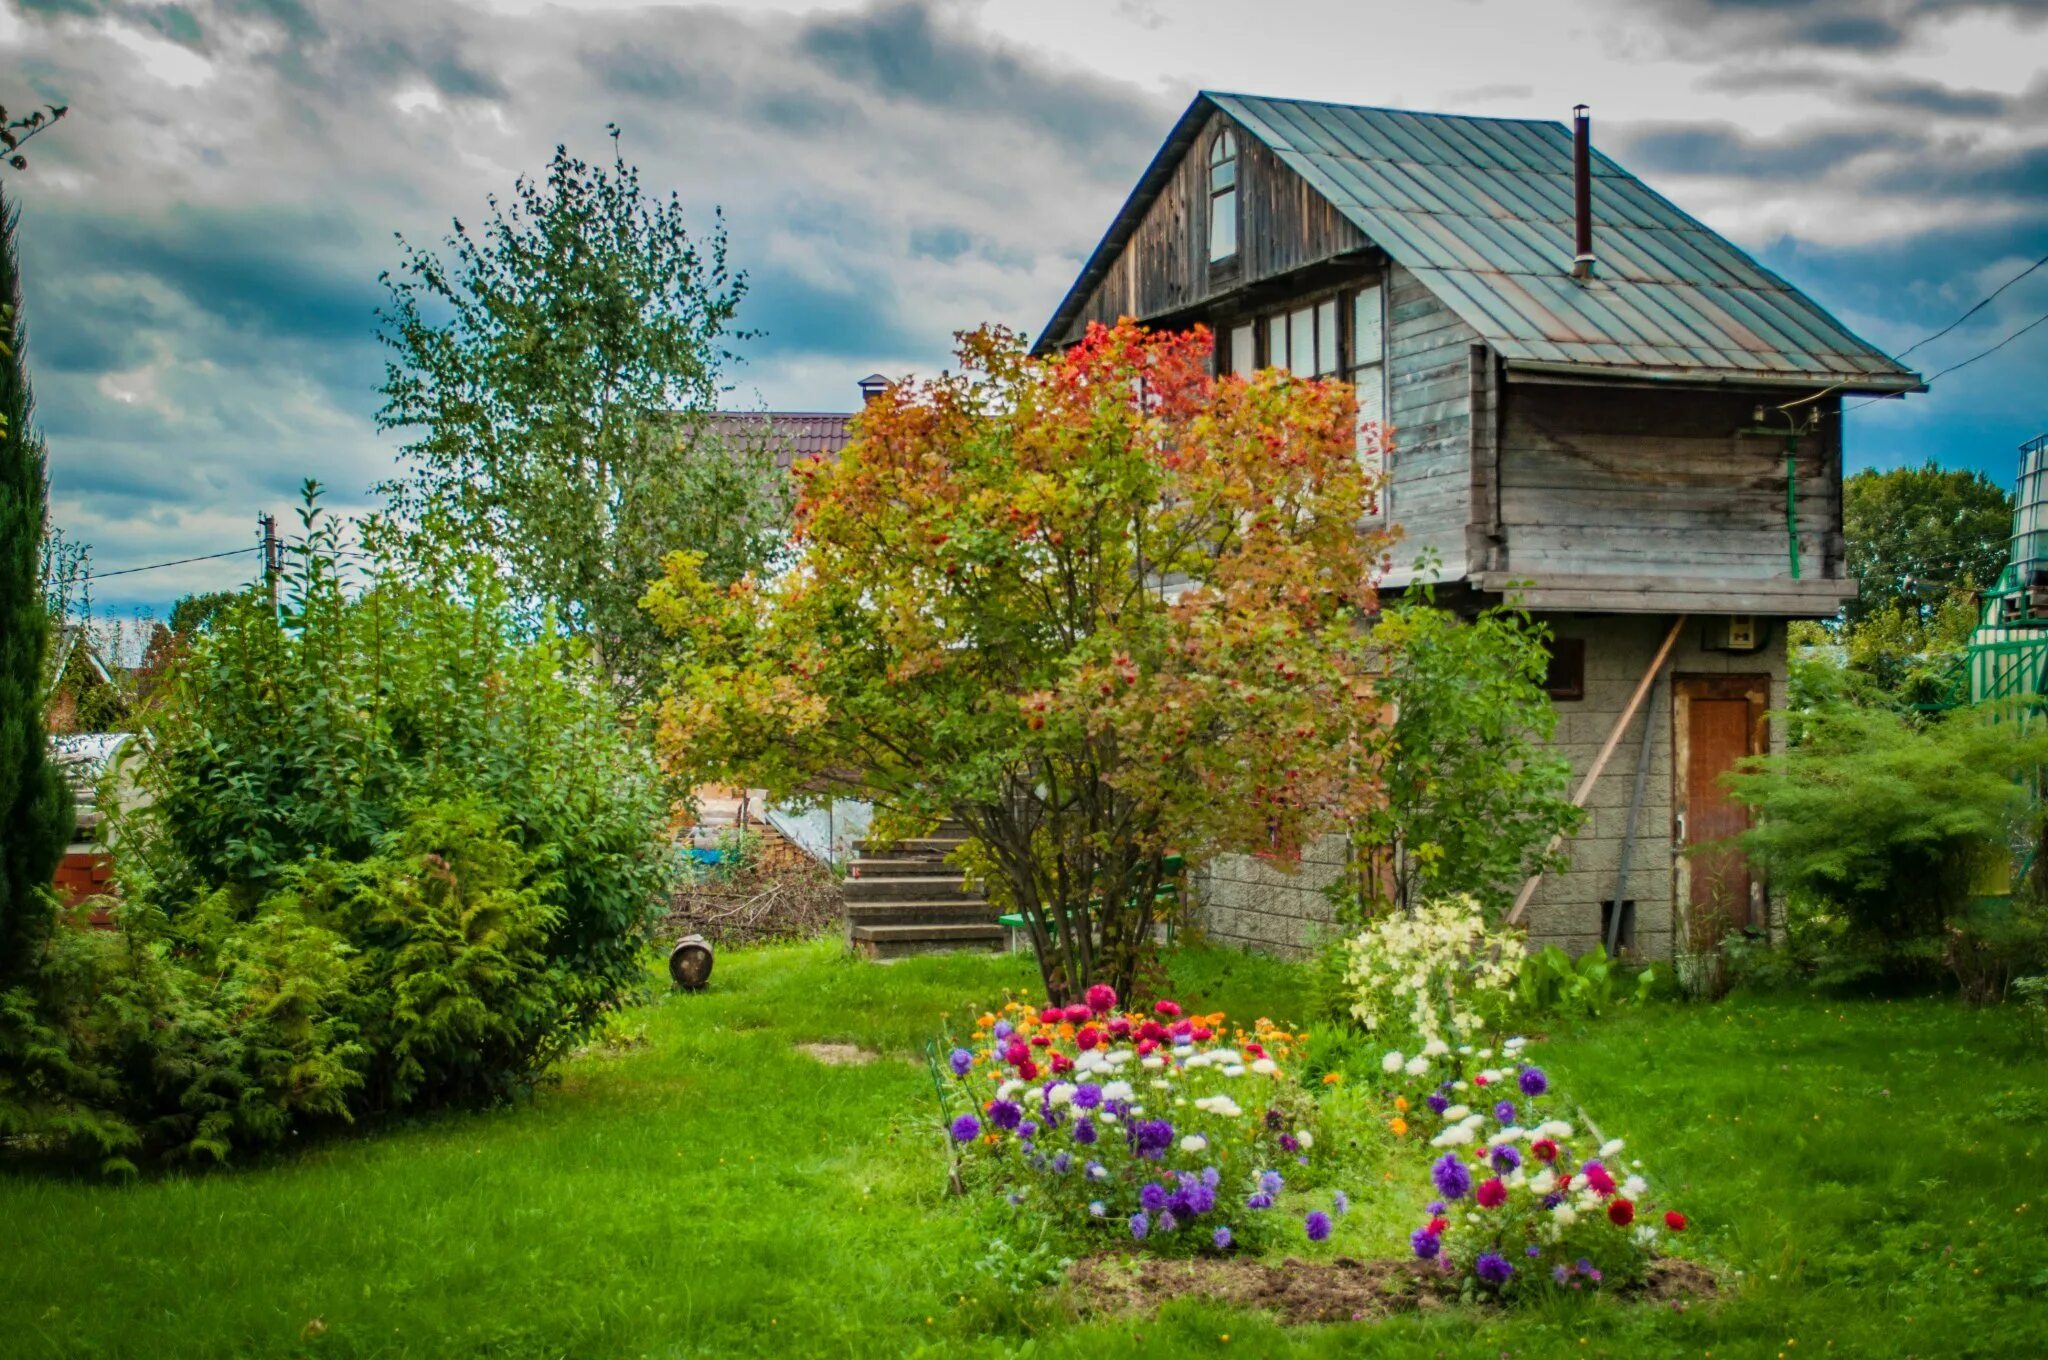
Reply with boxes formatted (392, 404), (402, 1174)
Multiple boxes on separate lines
(1842, 303), (2048, 416)
(62, 544), (262, 584)
(1894, 248), (2048, 362)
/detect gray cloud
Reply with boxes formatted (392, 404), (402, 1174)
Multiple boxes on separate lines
(1613, 121), (1921, 179)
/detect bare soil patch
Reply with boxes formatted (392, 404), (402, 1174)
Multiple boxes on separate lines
(796, 1043), (880, 1066)
(1068, 1254), (1718, 1326)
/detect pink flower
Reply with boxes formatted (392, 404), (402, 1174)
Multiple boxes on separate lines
(1476, 1177), (1508, 1209)
(1039, 1006), (1064, 1025)
(1474, 1075), (1490, 1086)
(1583, 1161), (1617, 1197)
(1063, 1005), (1093, 1024)
(1076, 1026), (1102, 1051)
(1191, 1026), (1213, 1042)
(1085, 984), (1118, 1014)
(1136, 1038), (1158, 1055)
(1003, 1041), (1029, 1066)
(1155, 1001), (1183, 1018)
(1108, 1017), (1133, 1038)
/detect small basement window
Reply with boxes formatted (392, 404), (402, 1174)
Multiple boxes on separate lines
(1544, 637), (1586, 701)
(1209, 128), (1238, 263)
(1599, 900), (1637, 953)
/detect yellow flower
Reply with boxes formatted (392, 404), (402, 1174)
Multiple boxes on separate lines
(1390, 1117), (1408, 1137)
(1394, 1096), (1409, 1112)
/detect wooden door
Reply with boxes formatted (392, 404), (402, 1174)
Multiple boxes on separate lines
(1673, 675), (1769, 952)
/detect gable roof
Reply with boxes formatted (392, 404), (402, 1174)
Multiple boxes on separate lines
(705, 411), (860, 472)
(1039, 92), (1922, 393)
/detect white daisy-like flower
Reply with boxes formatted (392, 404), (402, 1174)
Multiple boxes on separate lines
(1600, 1139), (1625, 1158)
(1047, 1083), (1076, 1106)
(1430, 1125), (1475, 1148)
(1250, 1058), (1278, 1076)
(1209, 1049), (1241, 1065)
(997, 1079), (1023, 1099)
(1099, 1111), (1120, 1125)
(1150, 1079), (1171, 1090)
(1622, 1175), (1647, 1199)
(1222, 1064), (1246, 1078)
(1404, 1056), (1430, 1077)
(1457, 1045), (1474, 1056)
(1503, 1036), (1527, 1052)
(1381, 1050), (1406, 1074)
(1486, 1127), (1526, 1147)
(1101, 1080), (1135, 1102)
(1296, 1130), (1314, 1149)
(1568, 1173), (1589, 1192)
(1422, 1038), (1450, 1057)
(1452, 1080), (1469, 1093)
(1528, 1169), (1557, 1195)
(1552, 1204), (1578, 1227)
(1536, 1120), (1574, 1140)
(1442, 1104), (1471, 1122)
(1141, 1055), (1166, 1070)
(1634, 1225), (1659, 1248)
(1194, 1095), (1243, 1118)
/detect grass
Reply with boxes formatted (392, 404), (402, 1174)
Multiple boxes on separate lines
(4, 939), (2046, 1358)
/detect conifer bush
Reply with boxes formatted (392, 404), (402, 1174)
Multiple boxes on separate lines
(0, 491), (671, 1168)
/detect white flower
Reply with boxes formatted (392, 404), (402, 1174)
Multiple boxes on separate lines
(1150, 1079), (1171, 1090)
(1422, 1038), (1450, 1057)
(1430, 1125), (1475, 1148)
(1622, 1175), (1647, 1199)
(1634, 1225), (1659, 1248)
(1099, 1112), (1120, 1125)
(1452, 1081), (1469, 1093)
(1209, 1049), (1241, 1065)
(1195, 1095), (1243, 1118)
(1250, 1058), (1278, 1076)
(1047, 1083), (1076, 1106)
(1568, 1173), (1588, 1192)
(997, 1080), (1023, 1100)
(1404, 1056), (1430, 1077)
(1536, 1120), (1574, 1140)
(1600, 1139), (1625, 1159)
(1486, 1127), (1526, 1147)
(1141, 1055), (1166, 1070)
(1222, 1064), (1246, 1078)
(1528, 1169), (1557, 1195)
(1457, 1045), (1474, 1056)
(1477, 1048), (1494, 1061)
(1102, 1080), (1134, 1102)
(1089, 1199), (1107, 1215)
(1087, 1164), (1108, 1181)
(1296, 1130), (1314, 1149)
(1552, 1203), (1578, 1227)
(1442, 1104), (1470, 1122)
(1180, 1134), (1208, 1153)
(1503, 1036), (1527, 1052)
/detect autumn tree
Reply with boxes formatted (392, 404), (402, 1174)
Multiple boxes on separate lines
(646, 321), (1394, 1000)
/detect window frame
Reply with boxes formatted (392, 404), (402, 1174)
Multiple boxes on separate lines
(1208, 128), (1239, 265)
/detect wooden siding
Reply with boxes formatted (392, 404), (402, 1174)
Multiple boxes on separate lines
(1496, 385), (1843, 581)
(1384, 264), (1478, 581)
(1055, 110), (1369, 343)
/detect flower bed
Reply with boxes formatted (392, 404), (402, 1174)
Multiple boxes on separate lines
(1380, 1036), (1687, 1296)
(936, 986), (1349, 1254)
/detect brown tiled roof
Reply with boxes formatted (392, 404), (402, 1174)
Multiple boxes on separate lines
(706, 411), (859, 472)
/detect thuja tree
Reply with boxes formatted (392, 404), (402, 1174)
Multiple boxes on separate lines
(646, 321), (1394, 1001)
(0, 185), (68, 978)
(377, 127), (784, 703)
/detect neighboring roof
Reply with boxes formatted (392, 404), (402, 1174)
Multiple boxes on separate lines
(1040, 92), (1923, 393)
(702, 411), (859, 472)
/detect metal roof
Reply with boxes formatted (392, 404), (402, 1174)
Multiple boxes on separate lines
(703, 412), (859, 472)
(1040, 93), (1922, 393)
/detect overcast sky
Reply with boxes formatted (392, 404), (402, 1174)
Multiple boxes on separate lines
(10, 0), (2048, 612)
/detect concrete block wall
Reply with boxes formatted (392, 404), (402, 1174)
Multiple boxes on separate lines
(1189, 613), (1788, 962)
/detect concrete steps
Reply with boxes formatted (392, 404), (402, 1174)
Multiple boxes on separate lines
(841, 822), (1000, 959)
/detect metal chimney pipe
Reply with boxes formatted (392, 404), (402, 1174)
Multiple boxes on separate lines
(1572, 104), (1596, 280)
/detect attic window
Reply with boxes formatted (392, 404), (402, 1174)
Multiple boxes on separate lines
(1208, 128), (1238, 263)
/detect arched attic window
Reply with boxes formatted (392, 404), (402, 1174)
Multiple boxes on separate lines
(1208, 127), (1239, 263)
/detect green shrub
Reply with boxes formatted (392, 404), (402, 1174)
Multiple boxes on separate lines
(1511, 944), (1658, 1020)
(1726, 701), (2048, 986)
(1, 490), (671, 1167)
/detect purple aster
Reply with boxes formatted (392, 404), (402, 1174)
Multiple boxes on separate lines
(1475, 1251), (1514, 1285)
(949, 1113), (982, 1142)
(1089, 1200), (1108, 1218)
(1246, 1192), (1274, 1211)
(1518, 1067), (1548, 1097)
(1410, 1228), (1441, 1260)
(1129, 1212), (1150, 1241)
(1140, 1182), (1170, 1213)
(1213, 1226), (1234, 1251)
(1085, 1161), (1106, 1180)
(948, 1047), (974, 1076)
(1427, 1200), (1447, 1216)
(1279, 1133), (1300, 1154)
(1259, 1170), (1285, 1195)
(1542, 1193), (1564, 1210)
(1525, 1246), (1542, 1257)
(1492, 1145), (1523, 1174)
(1426, 1093), (1450, 1116)
(1072, 1083), (1103, 1110)
(1157, 1210), (1179, 1233)
(988, 1100), (1023, 1131)
(1130, 1119), (1176, 1160)
(1052, 1152), (1072, 1175)
(1333, 1190), (1350, 1216)
(1304, 1211), (1332, 1242)
(1073, 1118), (1099, 1145)
(993, 1020), (1014, 1041)
(1431, 1153), (1472, 1200)
(1018, 1121), (1038, 1140)
(1201, 1167), (1221, 1189)
(1167, 1190), (1194, 1219)
(1494, 1100), (1516, 1123)
(1575, 1258), (1595, 1275)
(1551, 1264), (1568, 1284)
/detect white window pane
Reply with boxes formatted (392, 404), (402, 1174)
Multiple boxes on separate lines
(1353, 285), (1385, 366)
(1355, 363), (1388, 518)
(1289, 307), (1314, 378)
(1265, 314), (1287, 370)
(1230, 323), (1256, 376)
(1353, 363), (1386, 431)
(1209, 189), (1237, 262)
(1315, 299), (1337, 376)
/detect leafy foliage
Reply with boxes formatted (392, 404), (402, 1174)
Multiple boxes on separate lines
(1725, 701), (2048, 979)
(376, 127), (782, 701)
(1512, 945), (1657, 1020)
(1325, 895), (1525, 1052)
(1843, 462), (2012, 626)
(1338, 592), (1579, 917)
(0, 490), (671, 1165)
(648, 320), (1394, 1002)
(0, 186), (68, 981)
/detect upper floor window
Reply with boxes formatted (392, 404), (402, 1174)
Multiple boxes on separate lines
(1208, 129), (1238, 263)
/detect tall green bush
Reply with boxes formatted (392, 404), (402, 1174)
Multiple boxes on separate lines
(1, 490), (671, 1167)
(1726, 702), (2048, 982)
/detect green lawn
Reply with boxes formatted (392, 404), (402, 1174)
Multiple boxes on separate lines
(5, 940), (2045, 1358)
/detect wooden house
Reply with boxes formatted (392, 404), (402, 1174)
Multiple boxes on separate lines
(1033, 93), (1922, 962)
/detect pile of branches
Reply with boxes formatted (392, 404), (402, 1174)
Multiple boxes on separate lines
(664, 851), (841, 948)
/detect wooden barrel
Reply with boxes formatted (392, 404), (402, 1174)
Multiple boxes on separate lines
(668, 933), (714, 990)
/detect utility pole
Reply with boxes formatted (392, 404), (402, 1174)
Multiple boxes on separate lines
(258, 513), (279, 612)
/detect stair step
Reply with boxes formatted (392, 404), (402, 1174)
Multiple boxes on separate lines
(853, 836), (967, 858)
(841, 875), (983, 903)
(845, 857), (962, 878)
(845, 901), (1003, 926)
(849, 921), (1006, 959)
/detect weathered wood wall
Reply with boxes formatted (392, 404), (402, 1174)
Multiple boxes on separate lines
(1054, 110), (1370, 342)
(1384, 263), (1478, 579)
(1496, 385), (1842, 581)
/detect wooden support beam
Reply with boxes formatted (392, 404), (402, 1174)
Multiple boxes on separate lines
(1605, 673), (1664, 955)
(1506, 613), (1687, 927)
